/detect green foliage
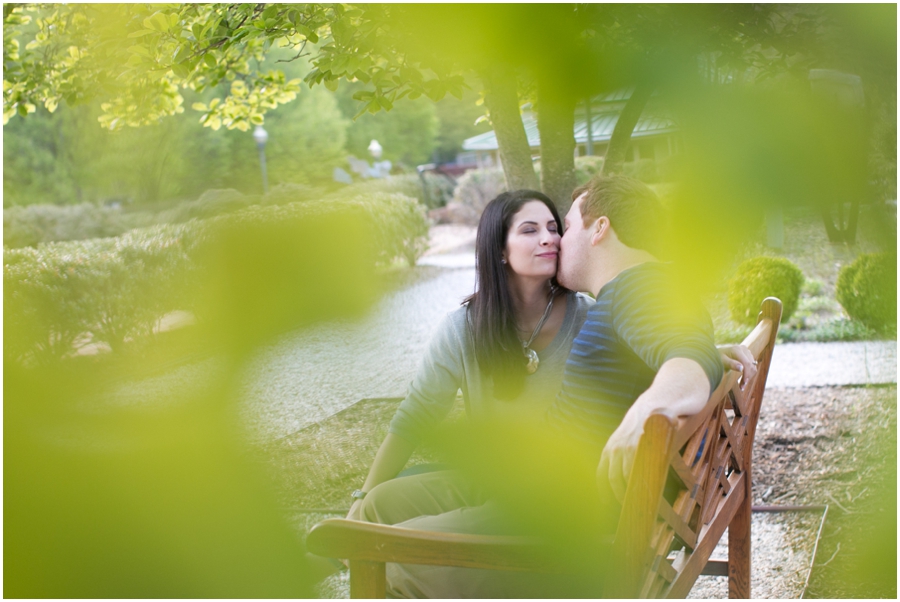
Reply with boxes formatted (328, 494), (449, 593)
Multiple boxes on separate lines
(157, 189), (259, 223)
(623, 158), (661, 184)
(325, 190), (430, 266)
(451, 167), (509, 217)
(338, 90), (439, 168)
(3, 4), (313, 130)
(257, 83), (350, 186)
(419, 173), (457, 209)
(801, 278), (825, 297)
(261, 182), (327, 206)
(3, 223), (199, 364)
(869, 95), (897, 202)
(728, 257), (804, 325)
(4, 56), (350, 206)
(334, 175), (424, 204)
(836, 253), (898, 333)
(432, 87), (492, 164)
(573, 156), (665, 186)
(3, 191), (429, 364)
(574, 156), (605, 185)
(3, 189), (261, 249)
(3, 203), (146, 248)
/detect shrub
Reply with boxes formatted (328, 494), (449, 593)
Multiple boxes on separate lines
(4, 191), (430, 365)
(334, 175), (425, 204)
(3, 203), (133, 248)
(623, 158), (661, 184)
(574, 156), (605, 185)
(157, 189), (257, 223)
(728, 257), (804, 325)
(3, 190), (258, 249)
(262, 182), (326, 206)
(451, 167), (508, 217)
(419, 172), (456, 209)
(836, 253), (897, 333)
(4, 222), (199, 365)
(329, 192), (430, 266)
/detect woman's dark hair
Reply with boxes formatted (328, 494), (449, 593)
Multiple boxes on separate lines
(464, 189), (567, 400)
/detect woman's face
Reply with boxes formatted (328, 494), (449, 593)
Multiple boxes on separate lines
(503, 201), (560, 280)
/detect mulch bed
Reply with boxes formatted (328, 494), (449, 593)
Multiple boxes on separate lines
(755, 386), (897, 598)
(255, 384), (896, 598)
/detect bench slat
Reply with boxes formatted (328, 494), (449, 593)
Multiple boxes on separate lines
(665, 471), (748, 598)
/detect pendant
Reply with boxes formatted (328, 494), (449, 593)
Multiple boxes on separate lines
(524, 346), (539, 374)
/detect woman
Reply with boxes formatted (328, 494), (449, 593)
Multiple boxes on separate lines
(341, 189), (754, 597)
(347, 190), (588, 524)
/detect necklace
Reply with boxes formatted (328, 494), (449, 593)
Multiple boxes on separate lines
(521, 286), (557, 375)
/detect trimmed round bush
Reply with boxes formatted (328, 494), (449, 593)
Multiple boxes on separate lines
(836, 253), (897, 332)
(728, 257), (804, 325)
(451, 167), (508, 217)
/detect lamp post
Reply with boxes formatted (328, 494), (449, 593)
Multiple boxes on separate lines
(253, 125), (269, 195)
(368, 139), (382, 160)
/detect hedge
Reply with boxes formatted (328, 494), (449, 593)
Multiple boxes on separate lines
(3, 202), (155, 248)
(4, 193), (429, 365)
(4, 222), (200, 365)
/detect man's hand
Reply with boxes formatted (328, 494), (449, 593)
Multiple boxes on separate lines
(597, 358), (711, 503)
(717, 344), (757, 390)
(597, 412), (644, 503)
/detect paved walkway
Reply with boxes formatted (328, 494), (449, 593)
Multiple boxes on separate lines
(767, 340), (896, 387)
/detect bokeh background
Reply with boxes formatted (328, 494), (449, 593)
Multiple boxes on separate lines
(4, 4), (896, 597)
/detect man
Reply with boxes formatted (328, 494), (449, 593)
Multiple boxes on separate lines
(323, 176), (752, 597)
(550, 176), (726, 501)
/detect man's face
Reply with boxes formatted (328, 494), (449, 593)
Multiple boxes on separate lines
(558, 194), (594, 293)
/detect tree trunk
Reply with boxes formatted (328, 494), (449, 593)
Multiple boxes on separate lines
(481, 66), (540, 191)
(602, 82), (654, 176)
(537, 79), (577, 214)
(821, 199), (860, 244)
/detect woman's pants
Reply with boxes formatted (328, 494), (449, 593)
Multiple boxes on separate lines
(359, 470), (602, 598)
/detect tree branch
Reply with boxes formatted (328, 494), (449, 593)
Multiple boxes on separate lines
(275, 40), (309, 63)
(602, 80), (655, 176)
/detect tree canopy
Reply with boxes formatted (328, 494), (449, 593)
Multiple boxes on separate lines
(4, 4), (895, 216)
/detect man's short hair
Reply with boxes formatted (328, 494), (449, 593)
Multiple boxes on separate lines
(577, 176), (664, 254)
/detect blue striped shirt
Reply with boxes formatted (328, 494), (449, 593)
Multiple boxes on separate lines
(546, 262), (723, 448)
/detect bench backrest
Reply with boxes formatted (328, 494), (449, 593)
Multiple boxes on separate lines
(611, 297), (782, 598)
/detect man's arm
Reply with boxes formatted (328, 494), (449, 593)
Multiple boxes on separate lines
(598, 357), (710, 502)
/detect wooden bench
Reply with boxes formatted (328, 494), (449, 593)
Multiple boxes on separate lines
(308, 298), (782, 598)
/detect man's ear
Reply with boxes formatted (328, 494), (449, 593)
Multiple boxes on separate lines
(590, 216), (611, 246)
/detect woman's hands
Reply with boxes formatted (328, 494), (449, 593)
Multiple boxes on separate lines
(347, 499), (364, 521)
(718, 344), (757, 390)
(345, 433), (416, 521)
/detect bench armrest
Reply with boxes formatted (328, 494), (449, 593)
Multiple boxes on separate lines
(307, 518), (600, 573)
